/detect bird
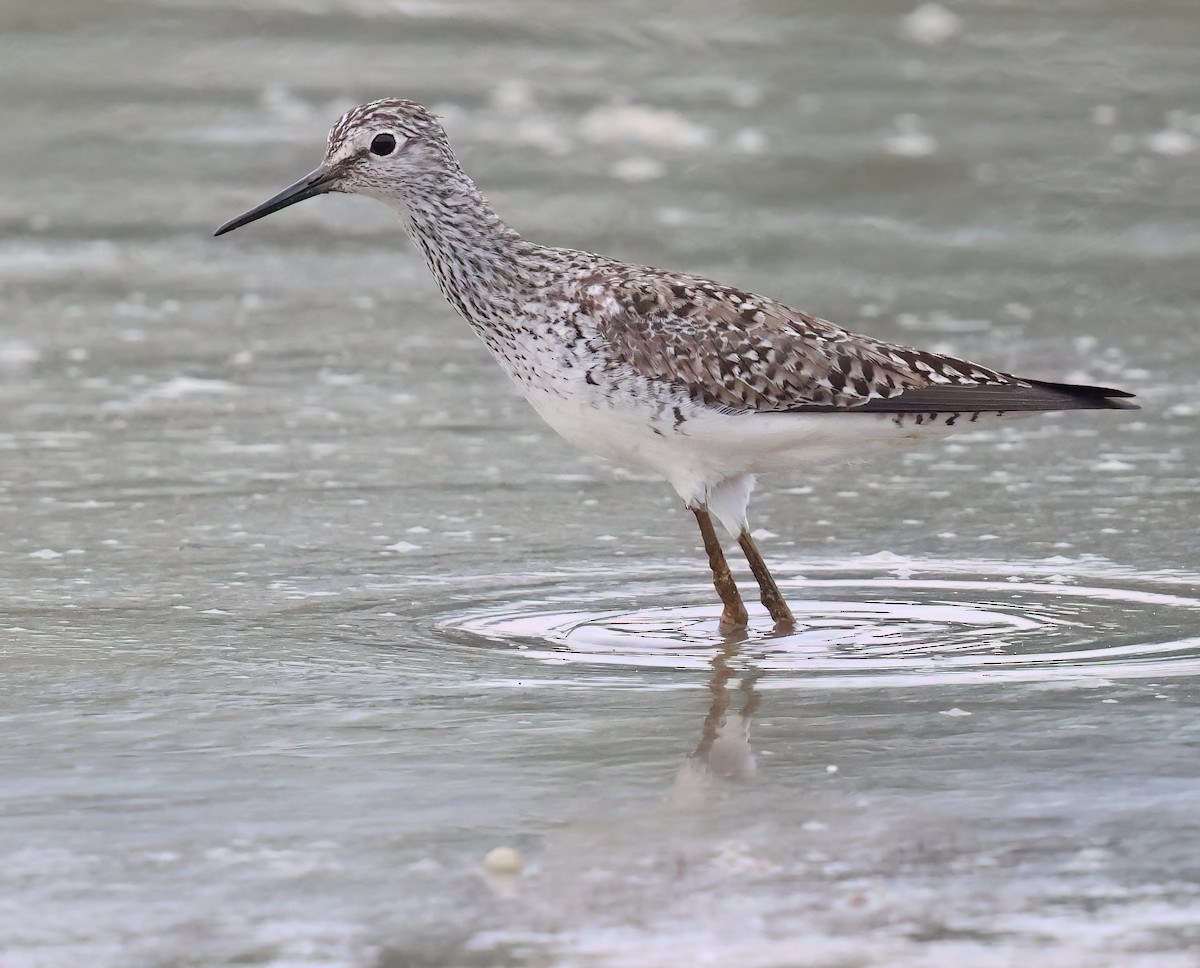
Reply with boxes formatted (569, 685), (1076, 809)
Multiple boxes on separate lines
(215, 98), (1136, 634)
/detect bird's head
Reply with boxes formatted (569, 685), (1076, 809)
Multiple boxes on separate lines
(214, 98), (451, 236)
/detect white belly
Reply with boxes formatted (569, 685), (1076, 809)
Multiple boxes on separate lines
(525, 385), (1013, 493)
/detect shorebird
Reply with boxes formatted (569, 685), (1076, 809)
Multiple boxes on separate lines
(216, 98), (1136, 633)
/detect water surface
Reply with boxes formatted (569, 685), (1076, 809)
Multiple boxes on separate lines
(2, 1), (1198, 965)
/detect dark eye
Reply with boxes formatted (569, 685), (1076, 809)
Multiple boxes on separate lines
(370, 133), (397, 156)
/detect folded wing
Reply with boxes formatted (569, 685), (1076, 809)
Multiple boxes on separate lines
(592, 271), (1135, 414)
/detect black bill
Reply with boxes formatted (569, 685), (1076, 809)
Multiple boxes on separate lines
(214, 166), (339, 237)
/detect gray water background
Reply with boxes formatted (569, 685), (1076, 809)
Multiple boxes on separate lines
(2, 1), (1199, 965)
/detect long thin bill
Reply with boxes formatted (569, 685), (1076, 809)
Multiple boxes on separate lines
(214, 166), (338, 236)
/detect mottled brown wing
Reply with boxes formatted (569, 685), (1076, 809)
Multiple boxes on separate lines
(594, 273), (1023, 413)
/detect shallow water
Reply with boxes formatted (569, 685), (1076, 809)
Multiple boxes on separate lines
(2, 1), (1199, 965)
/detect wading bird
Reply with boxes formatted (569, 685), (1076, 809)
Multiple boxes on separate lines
(216, 99), (1135, 632)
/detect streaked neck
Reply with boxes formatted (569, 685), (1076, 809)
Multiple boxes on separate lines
(395, 162), (532, 325)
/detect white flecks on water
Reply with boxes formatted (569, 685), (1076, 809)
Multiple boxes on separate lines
(483, 846), (525, 876)
(3, 3), (1194, 966)
(884, 114), (938, 157)
(730, 127), (767, 154)
(1145, 114), (1197, 156)
(579, 103), (713, 149)
(136, 376), (243, 402)
(610, 156), (666, 182)
(900, 3), (963, 45)
(0, 340), (40, 367)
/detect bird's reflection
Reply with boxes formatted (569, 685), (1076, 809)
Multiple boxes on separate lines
(670, 631), (761, 805)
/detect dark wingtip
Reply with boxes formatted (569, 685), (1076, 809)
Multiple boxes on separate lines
(793, 378), (1142, 414)
(1027, 379), (1139, 410)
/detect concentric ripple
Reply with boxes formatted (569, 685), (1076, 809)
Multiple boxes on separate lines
(441, 557), (1200, 686)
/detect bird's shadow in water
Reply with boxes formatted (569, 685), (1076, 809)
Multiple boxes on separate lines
(670, 633), (763, 802)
